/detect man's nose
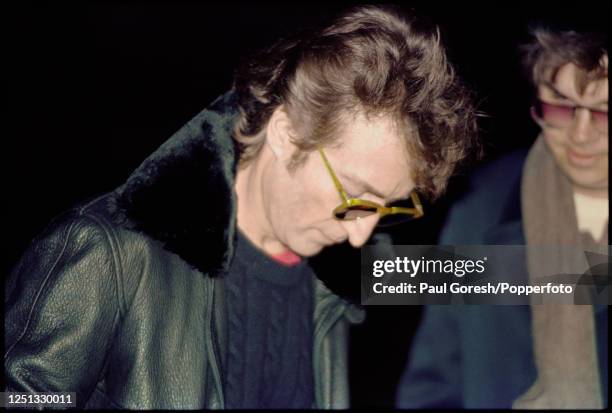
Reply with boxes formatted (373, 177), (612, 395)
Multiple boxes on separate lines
(569, 108), (594, 144)
(340, 214), (380, 248)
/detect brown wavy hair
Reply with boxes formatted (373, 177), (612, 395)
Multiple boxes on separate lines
(522, 28), (608, 94)
(233, 5), (480, 199)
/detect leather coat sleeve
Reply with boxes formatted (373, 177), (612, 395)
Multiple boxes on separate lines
(4, 212), (122, 406)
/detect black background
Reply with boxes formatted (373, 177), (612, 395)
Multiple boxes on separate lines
(4, 1), (607, 407)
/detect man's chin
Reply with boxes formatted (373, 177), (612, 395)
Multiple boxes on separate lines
(558, 163), (606, 191)
(566, 175), (608, 196)
(291, 241), (325, 258)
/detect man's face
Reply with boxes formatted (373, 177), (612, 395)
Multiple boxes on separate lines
(537, 62), (609, 196)
(263, 112), (415, 257)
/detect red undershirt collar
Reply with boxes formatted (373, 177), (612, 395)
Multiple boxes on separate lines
(270, 249), (302, 267)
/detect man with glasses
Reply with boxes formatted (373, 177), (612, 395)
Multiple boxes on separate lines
(5, 5), (478, 409)
(397, 26), (607, 409)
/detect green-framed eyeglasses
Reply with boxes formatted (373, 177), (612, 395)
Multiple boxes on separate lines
(317, 145), (424, 227)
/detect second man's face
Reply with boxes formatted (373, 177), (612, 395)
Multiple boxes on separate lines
(537, 61), (609, 196)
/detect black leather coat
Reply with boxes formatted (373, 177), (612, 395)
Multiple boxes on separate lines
(4, 93), (364, 409)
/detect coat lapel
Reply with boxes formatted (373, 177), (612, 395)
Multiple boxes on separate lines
(482, 170), (525, 245)
(482, 171), (528, 288)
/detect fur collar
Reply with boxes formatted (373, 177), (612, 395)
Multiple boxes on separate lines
(110, 92), (240, 276)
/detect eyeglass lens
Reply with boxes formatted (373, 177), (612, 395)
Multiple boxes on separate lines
(335, 206), (378, 220)
(378, 213), (416, 227)
(537, 101), (608, 130)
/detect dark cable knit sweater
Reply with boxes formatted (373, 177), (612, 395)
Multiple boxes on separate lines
(223, 230), (314, 408)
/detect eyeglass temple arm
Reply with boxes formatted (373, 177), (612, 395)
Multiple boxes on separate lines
(317, 146), (350, 203)
(410, 191), (424, 214)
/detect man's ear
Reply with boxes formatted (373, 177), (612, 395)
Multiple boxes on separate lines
(265, 105), (296, 162)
